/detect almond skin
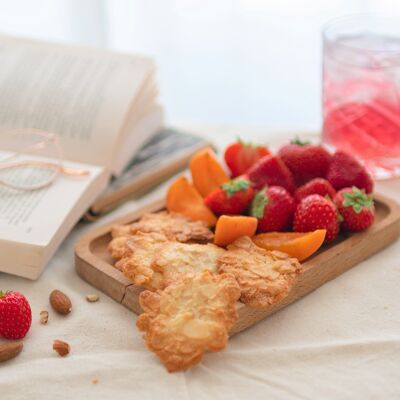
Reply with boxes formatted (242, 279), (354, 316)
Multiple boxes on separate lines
(53, 340), (70, 357)
(49, 290), (72, 315)
(0, 341), (23, 363)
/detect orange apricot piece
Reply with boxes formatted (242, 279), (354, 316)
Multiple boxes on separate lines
(252, 229), (326, 261)
(190, 147), (230, 197)
(214, 215), (258, 247)
(166, 176), (217, 226)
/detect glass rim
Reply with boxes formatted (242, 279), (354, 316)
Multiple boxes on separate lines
(322, 13), (400, 55)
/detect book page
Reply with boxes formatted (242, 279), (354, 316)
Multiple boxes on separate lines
(0, 151), (105, 245)
(0, 35), (155, 169)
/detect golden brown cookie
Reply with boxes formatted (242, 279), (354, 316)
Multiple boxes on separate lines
(111, 224), (132, 238)
(115, 232), (168, 290)
(154, 241), (225, 288)
(117, 233), (224, 291)
(218, 236), (301, 308)
(108, 236), (131, 260)
(136, 270), (241, 372)
(112, 212), (214, 243)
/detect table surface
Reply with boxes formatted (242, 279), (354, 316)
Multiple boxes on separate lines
(2, 126), (400, 400)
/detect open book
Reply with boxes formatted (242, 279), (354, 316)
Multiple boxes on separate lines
(87, 128), (212, 218)
(0, 35), (163, 279)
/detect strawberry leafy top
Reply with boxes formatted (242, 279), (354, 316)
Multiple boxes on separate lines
(251, 187), (268, 218)
(290, 137), (311, 146)
(0, 290), (9, 298)
(343, 187), (373, 214)
(237, 136), (265, 149)
(221, 178), (250, 198)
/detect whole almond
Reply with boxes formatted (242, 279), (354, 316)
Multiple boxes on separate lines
(53, 340), (70, 357)
(49, 290), (72, 315)
(0, 341), (23, 363)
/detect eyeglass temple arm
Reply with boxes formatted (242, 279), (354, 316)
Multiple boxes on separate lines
(0, 160), (90, 176)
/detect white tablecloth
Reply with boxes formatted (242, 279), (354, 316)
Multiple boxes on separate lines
(1, 126), (400, 400)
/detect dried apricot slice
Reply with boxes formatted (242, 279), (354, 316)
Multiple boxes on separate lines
(190, 147), (229, 197)
(214, 215), (258, 247)
(252, 229), (326, 261)
(166, 176), (217, 226)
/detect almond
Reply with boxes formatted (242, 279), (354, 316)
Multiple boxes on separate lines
(49, 290), (72, 315)
(0, 341), (23, 363)
(53, 340), (70, 357)
(86, 294), (99, 303)
(40, 310), (49, 324)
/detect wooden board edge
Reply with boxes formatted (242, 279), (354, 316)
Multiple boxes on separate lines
(230, 209), (400, 335)
(74, 192), (400, 335)
(75, 252), (127, 304)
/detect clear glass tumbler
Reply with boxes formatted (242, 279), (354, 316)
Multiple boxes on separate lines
(322, 14), (400, 179)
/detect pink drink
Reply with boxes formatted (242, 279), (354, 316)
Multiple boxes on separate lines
(322, 15), (400, 178)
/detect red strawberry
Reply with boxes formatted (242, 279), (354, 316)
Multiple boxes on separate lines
(293, 194), (339, 242)
(224, 138), (270, 177)
(334, 187), (375, 232)
(247, 155), (295, 193)
(326, 150), (374, 193)
(204, 177), (254, 215)
(294, 178), (336, 203)
(278, 138), (332, 185)
(250, 186), (295, 232)
(0, 291), (32, 339)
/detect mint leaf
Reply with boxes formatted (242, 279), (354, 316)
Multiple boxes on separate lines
(221, 178), (250, 198)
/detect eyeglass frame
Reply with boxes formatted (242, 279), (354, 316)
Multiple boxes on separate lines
(0, 128), (89, 191)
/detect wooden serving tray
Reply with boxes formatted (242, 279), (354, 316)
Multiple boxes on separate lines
(75, 193), (400, 335)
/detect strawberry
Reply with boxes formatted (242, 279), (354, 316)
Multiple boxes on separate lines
(278, 138), (332, 185)
(247, 155), (295, 193)
(204, 177), (254, 215)
(293, 194), (339, 242)
(326, 150), (374, 193)
(251, 186), (295, 232)
(0, 291), (32, 340)
(294, 178), (336, 203)
(224, 138), (270, 177)
(334, 187), (375, 232)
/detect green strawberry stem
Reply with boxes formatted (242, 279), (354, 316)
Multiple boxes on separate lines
(251, 188), (269, 218)
(343, 186), (373, 214)
(0, 290), (9, 298)
(290, 136), (311, 146)
(221, 178), (250, 198)
(237, 136), (265, 149)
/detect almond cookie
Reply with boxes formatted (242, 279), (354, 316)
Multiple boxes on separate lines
(136, 271), (240, 372)
(115, 232), (168, 290)
(111, 211), (214, 243)
(118, 233), (224, 291)
(218, 236), (301, 308)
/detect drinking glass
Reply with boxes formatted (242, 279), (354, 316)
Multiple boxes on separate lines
(322, 14), (400, 179)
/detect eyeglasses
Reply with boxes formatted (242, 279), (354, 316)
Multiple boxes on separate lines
(0, 129), (89, 191)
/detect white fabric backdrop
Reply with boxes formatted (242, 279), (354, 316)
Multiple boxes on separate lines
(0, 0), (400, 128)
(1, 126), (400, 400)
